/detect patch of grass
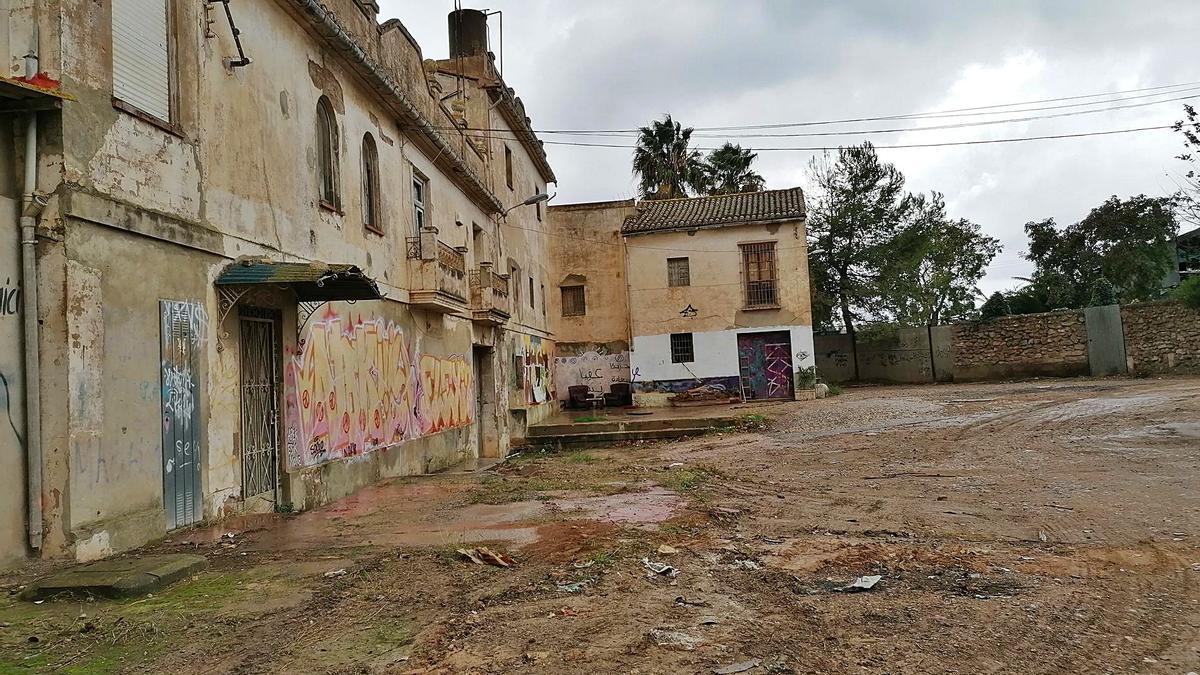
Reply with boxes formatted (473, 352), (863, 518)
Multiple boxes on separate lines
(566, 451), (601, 464)
(467, 474), (585, 504)
(574, 415), (608, 423)
(826, 383), (843, 396)
(660, 465), (722, 493)
(587, 551), (618, 568)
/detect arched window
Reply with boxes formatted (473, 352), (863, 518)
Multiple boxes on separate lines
(315, 96), (340, 209)
(361, 133), (382, 234)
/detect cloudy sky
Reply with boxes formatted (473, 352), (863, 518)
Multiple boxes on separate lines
(379, 1), (1199, 295)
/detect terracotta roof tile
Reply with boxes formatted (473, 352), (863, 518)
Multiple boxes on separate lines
(621, 187), (806, 235)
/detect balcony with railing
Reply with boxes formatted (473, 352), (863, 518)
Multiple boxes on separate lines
(469, 262), (511, 326)
(405, 227), (469, 313)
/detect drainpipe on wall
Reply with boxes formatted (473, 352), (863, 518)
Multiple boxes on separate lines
(20, 48), (44, 552)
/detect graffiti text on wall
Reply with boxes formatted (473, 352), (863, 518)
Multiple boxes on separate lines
(552, 351), (631, 400)
(1, 277), (19, 317)
(285, 310), (473, 469)
(515, 335), (551, 404)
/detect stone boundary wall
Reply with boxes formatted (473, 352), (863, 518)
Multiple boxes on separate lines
(815, 301), (1200, 383)
(1121, 301), (1200, 374)
(952, 309), (1089, 381)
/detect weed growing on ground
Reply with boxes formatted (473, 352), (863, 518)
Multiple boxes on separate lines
(826, 383), (843, 396)
(574, 415), (608, 423)
(566, 451), (601, 464)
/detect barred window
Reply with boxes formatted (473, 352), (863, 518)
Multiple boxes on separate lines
(667, 257), (690, 287)
(561, 285), (586, 316)
(741, 241), (778, 308)
(670, 333), (694, 363)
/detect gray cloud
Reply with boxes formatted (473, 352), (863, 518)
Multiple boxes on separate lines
(380, 1), (1199, 294)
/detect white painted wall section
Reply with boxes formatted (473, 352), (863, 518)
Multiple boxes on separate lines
(631, 325), (815, 382)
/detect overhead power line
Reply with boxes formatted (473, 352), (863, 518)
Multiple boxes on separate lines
(476, 123), (1191, 152)
(426, 79), (1200, 136)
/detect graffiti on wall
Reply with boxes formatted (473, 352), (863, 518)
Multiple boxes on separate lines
(514, 335), (551, 404)
(160, 299), (206, 528)
(552, 351), (630, 400)
(285, 309), (473, 469)
(1, 277), (19, 317)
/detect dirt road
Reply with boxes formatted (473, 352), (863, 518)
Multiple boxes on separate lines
(3, 378), (1199, 674)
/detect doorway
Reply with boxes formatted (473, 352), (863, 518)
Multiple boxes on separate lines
(737, 331), (795, 401)
(473, 345), (499, 458)
(239, 308), (282, 505)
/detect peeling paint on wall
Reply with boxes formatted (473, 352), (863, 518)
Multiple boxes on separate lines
(285, 309), (473, 469)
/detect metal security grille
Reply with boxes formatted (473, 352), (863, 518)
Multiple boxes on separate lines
(667, 257), (690, 287)
(741, 242), (779, 307)
(239, 311), (279, 499)
(160, 300), (203, 530)
(670, 333), (695, 363)
(561, 285), (586, 316)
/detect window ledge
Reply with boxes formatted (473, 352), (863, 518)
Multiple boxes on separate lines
(364, 224), (385, 237)
(319, 200), (344, 216)
(742, 304), (781, 311)
(112, 98), (186, 140)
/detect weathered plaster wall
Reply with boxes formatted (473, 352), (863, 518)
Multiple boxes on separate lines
(1122, 301), (1200, 374)
(625, 220), (813, 337)
(953, 310), (1089, 381)
(8, 0), (560, 562)
(0, 194), (25, 567)
(553, 350), (631, 400)
(815, 327), (953, 384)
(547, 200), (636, 346)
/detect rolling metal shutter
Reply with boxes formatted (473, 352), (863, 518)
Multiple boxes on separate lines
(111, 0), (170, 121)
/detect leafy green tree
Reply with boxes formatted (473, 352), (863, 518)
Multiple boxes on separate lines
(702, 143), (766, 195)
(632, 114), (707, 200)
(1173, 104), (1199, 228)
(1022, 195), (1178, 308)
(1173, 275), (1200, 308)
(1088, 276), (1118, 306)
(979, 291), (1011, 320)
(880, 193), (1001, 326)
(806, 142), (915, 334)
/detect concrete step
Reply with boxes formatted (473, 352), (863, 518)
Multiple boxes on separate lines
(521, 426), (726, 450)
(23, 554), (208, 600)
(527, 416), (738, 437)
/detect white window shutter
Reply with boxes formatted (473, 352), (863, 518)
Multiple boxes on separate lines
(112, 0), (171, 121)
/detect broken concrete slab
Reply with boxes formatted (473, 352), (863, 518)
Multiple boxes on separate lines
(22, 554), (207, 600)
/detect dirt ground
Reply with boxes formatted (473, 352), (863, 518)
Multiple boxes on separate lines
(3, 377), (1200, 674)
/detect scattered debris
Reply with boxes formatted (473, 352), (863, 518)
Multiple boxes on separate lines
(675, 595), (710, 607)
(714, 658), (761, 674)
(458, 547), (516, 568)
(863, 472), (959, 480)
(558, 607), (579, 617)
(1042, 503), (1074, 511)
(669, 384), (734, 405)
(323, 568), (347, 578)
(1038, 531), (1049, 543)
(732, 559), (762, 570)
(643, 558), (679, 579)
(835, 575), (882, 593)
(759, 536), (785, 545)
(698, 616), (721, 626)
(556, 581), (587, 593)
(648, 628), (703, 651)
(657, 544), (680, 555)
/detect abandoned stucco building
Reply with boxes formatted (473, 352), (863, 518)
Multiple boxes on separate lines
(549, 189), (816, 407)
(0, 2), (558, 566)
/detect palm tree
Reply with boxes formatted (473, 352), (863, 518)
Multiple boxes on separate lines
(703, 143), (766, 195)
(632, 114), (707, 200)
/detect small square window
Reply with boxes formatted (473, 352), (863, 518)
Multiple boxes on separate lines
(667, 257), (690, 287)
(561, 286), (585, 316)
(670, 333), (694, 363)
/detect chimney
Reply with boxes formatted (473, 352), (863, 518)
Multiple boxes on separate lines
(448, 9), (488, 58)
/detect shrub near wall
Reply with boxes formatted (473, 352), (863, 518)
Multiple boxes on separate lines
(952, 309), (1089, 381)
(1122, 301), (1200, 374)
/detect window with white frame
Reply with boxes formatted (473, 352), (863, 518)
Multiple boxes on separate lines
(411, 167), (429, 236)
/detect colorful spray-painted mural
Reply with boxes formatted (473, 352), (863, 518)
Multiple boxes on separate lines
(514, 335), (551, 404)
(285, 309), (473, 468)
